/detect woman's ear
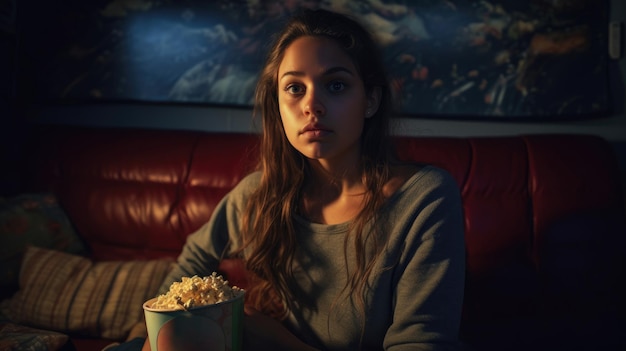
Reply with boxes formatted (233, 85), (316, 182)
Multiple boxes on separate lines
(365, 87), (382, 118)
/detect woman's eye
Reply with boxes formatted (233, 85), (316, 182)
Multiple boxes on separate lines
(328, 81), (346, 93)
(285, 84), (304, 95)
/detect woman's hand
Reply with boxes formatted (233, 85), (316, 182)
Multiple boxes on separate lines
(243, 306), (318, 351)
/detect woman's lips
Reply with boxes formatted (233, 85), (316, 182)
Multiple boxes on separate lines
(300, 124), (332, 138)
(303, 129), (331, 138)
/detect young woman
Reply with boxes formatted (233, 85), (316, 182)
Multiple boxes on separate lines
(114, 8), (465, 351)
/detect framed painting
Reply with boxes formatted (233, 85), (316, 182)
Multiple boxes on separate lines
(18, 0), (611, 119)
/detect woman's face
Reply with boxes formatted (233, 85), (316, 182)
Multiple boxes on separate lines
(277, 36), (377, 166)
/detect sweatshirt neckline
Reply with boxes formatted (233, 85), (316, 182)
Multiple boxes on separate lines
(293, 166), (431, 232)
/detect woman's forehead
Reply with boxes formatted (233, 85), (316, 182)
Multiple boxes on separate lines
(277, 36), (358, 78)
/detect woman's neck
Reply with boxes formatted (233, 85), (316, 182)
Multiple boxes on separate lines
(300, 160), (368, 225)
(307, 158), (366, 195)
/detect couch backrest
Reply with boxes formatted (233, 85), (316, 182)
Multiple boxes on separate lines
(22, 126), (626, 322)
(23, 126), (259, 261)
(395, 135), (626, 321)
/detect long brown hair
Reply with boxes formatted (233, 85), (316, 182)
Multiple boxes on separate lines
(241, 8), (396, 321)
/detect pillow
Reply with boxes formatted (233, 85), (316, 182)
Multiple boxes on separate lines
(3, 246), (174, 340)
(0, 322), (69, 351)
(0, 193), (86, 294)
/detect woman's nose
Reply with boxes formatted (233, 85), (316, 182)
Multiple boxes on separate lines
(303, 88), (325, 117)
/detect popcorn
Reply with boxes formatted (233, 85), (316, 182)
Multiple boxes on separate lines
(151, 272), (244, 310)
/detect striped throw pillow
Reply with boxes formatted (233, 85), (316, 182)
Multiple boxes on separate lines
(4, 246), (174, 340)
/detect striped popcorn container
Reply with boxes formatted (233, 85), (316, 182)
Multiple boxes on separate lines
(143, 291), (245, 351)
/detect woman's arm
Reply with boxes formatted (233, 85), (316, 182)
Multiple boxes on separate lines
(385, 169), (466, 351)
(157, 173), (260, 293)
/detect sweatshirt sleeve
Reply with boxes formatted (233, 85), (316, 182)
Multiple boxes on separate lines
(384, 167), (466, 351)
(157, 172), (260, 294)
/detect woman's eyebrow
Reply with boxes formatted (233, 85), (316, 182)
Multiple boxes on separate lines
(280, 66), (355, 80)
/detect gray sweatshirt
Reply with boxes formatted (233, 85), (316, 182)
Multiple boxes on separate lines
(160, 166), (465, 351)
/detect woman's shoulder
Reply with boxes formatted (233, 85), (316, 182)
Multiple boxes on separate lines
(225, 171), (262, 204)
(414, 164), (457, 186)
(386, 164), (458, 198)
(237, 171), (262, 189)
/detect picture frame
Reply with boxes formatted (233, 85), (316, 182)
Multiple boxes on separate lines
(19, 0), (611, 120)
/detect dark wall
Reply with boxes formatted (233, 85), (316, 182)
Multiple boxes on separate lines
(0, 0), (23, 196)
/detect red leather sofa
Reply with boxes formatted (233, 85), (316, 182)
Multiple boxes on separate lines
(7, 125), (626, 350)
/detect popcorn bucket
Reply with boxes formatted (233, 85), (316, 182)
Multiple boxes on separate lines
(143, 292), (244, 351)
